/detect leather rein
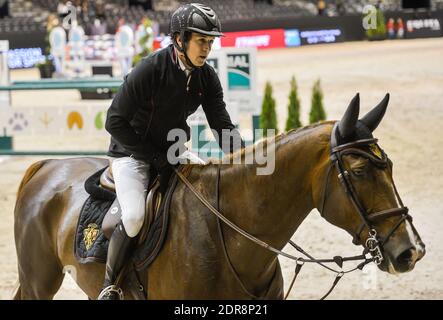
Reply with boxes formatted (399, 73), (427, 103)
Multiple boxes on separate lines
(173, 124), (413, 299)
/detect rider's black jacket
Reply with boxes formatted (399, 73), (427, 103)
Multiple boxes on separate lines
(105, 44), (244, 165)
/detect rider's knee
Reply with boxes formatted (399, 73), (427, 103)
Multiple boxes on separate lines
(121, 215), (144, 238)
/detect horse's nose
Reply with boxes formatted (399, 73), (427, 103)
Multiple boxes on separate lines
(416, 243), (426, 261)
(396, 247), (418, 269)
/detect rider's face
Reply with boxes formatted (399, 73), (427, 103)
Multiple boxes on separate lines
(177, 32), (215, 67)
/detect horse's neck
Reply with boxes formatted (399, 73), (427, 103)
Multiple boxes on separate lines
(202, 125), (330, 293)
(220, 133), (327, 248)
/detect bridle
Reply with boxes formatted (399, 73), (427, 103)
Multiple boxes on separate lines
(322, 123), (413, 265)
(173, 123), (415, 299)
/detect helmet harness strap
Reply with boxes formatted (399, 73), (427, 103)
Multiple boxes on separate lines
(179, 30), (197, 69)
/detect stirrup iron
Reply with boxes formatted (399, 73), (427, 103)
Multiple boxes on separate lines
(97, 285), (124, 300)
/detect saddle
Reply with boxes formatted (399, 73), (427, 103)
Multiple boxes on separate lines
(75, 165), (181, 299)
(99, 165), (162, 242)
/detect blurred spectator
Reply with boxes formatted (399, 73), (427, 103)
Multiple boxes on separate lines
(115, 20), (135, 76)
(81, 0), (88, 14)
(47, 14), (60, 33)
(89, 18), (107, 36)
(57, 0), (70, 20)
(0, 0), (9, 18)
(376, 0), (384, 10)
(72, 0), (88, 23)
(396, 18), (404, 39)
(44, 14), (61, 58)
(254, 0), (273, 5)
(387, 18), (395, 39)
(151, 19), (160, 38)
(49, 23), (66, 75)
(336, 0), (346, 16)
(74, 0), (81, 14)
(95, 0), (106, 20)
(129, 0), (153, 10)
(317, 0), (326, 16)
(116, 18), (127, 34)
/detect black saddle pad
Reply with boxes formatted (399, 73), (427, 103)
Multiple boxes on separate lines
(74, 167), (115, 264)
(75, 166), (176, 269)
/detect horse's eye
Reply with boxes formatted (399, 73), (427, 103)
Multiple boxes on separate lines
(352, 168), (365, 176)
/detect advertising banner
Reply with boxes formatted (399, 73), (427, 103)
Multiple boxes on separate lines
(187, 47), (258, 127)
(0, 40), (10, 107)
(299, 29), (344, 45)
(221, 29), (286, 49)
(405, 18), (442, 38)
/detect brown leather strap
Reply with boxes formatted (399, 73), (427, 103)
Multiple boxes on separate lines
(284, 260), (304, 300)
(320, 272), (344, 300)
(367, 207), (409, 222)
(175, 167), (370, 265)
(175, 168), (281, 254)
(331, 138), (378, 153)
(214, 165), (261, 299)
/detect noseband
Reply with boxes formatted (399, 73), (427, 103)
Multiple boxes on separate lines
(320, 123), (412, 265)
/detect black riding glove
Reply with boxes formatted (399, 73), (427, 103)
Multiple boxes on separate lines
(151, 152), (169, 172)
(151, 153), (176, 195)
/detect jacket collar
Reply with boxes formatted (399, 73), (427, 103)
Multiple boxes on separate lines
(169, 44), (193, 76)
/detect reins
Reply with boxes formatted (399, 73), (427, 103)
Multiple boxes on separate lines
(174, 166), (373, 300)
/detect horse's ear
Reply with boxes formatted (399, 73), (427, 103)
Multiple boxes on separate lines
(338, 93), (360, 139)
(360, 93), (390, 132)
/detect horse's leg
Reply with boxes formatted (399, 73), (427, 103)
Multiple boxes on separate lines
(12, 281), (21, 300)
(15, 225), (65, 300)
(13, 160), (67, 300)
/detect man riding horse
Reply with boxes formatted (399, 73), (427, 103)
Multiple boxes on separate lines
(100, 3), (244, 299)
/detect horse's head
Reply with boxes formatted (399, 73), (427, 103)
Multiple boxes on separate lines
(319, 93), (425, 274)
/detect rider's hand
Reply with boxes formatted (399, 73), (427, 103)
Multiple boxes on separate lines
(151, 153), (176, 194)
(151, 152), (169, 172)
(158, 165), (175, 195)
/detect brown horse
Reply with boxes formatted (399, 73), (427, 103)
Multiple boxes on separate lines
(13, 94), (425, 299)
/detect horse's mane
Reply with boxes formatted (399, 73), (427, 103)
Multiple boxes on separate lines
(218, 120), (334, 164)
(181, 121), (335, 171)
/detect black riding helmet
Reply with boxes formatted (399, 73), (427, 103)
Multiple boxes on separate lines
(170, 3), (223, 68)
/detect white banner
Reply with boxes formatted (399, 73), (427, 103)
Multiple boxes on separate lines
(188, 47), (259, 130)
(0, 40), (10, 107)
(1, 106), (110, 137)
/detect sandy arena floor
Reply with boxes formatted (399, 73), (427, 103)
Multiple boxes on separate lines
(1, 38), (442, 299)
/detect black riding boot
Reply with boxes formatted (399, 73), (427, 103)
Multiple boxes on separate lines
(97, 222), (134, 300)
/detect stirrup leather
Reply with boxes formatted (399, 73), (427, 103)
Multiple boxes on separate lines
(97, 285), (124, 300)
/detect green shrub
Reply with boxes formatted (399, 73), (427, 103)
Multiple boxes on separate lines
(309, 79), (326, 124)
(285, 76), (302, 131)
(260, 81), (278, 137)
(365, 8), (387, 40)
(132, 18), (153, 66)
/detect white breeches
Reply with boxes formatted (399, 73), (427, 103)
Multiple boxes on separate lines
(110, 156), (150, 238)
(109, 151), (206, 238)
